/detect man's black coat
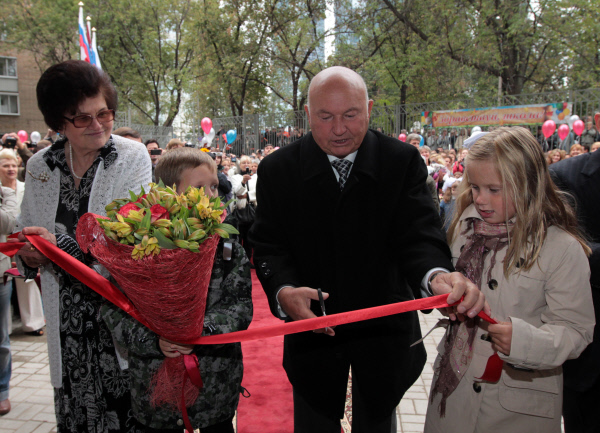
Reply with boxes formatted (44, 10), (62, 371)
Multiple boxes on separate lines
(550, 150), (600, 392)
(250, 129), (453, 418)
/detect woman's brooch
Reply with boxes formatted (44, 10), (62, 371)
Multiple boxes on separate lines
(28, 170), (50, 183)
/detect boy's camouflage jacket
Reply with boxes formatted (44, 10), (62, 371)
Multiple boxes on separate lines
(100, 237), (253, 429)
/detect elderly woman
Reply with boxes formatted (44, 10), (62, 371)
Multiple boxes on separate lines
(0, 148), (45, 336)
(15, 60), (152, 432)
(0, 148), (24, 204)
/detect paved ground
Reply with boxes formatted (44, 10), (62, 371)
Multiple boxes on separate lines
(1, 311), (564, 433)
(1, 317), (55, 433)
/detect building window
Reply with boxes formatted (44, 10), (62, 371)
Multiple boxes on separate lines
(0, 57), (17, 77)
(0, 94), (19, 115)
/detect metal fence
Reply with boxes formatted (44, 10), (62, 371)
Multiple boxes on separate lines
(207, 88), (600, 155)
(114, 110), (174, 147)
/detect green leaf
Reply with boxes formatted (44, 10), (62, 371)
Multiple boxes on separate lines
(141, 209), (151, 230)
(218, 223), (239, 235)
(129, 190), (138, 202)
(154, 230), (178, 249)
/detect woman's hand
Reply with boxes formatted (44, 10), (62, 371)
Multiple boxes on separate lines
(487, 320), (512, 356)
(159, 337), (194, 358)
(14, 227), (57, 268)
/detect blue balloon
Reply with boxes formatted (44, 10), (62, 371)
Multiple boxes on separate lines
(226, 129), (237, 144)
(419, 135), (424, 147)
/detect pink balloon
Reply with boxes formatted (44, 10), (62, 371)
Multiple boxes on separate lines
(201, 117), (213, 135)
(398, 133), (407, 141)
(17, 130), (28, 143)
(572, 120), (585, 136)
(541, 120), (556, 139)
(558, 123), (570, 141)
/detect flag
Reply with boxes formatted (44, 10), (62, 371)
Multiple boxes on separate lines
(78, 4), (91, 63)
(85, 15), (96, 66)
(91, 28), (102, 70)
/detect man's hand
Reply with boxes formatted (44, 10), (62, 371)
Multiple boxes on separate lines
(159, 337), (194, 358)
(430, 272), (490, 321)
(278, 286), (335, 336)
(487, 321), (512, 356)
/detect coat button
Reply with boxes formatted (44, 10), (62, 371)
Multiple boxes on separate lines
(260, 262), (267, 268)
(488, 279), (498, 290)
(473, 383), (482, 393)
(177, 419), (184, 426)
(264, 269), (271, 276)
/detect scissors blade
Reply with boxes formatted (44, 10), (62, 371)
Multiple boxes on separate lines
(317, 288), (326, 316)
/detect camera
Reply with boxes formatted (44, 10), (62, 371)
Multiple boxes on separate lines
(4, 137), (17, 149)
(185, 143), (195, 148)
(243, 167), (251, 175)
(150, 149), (162, 156)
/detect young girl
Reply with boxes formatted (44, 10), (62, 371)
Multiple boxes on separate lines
(425, 127), (594, 433)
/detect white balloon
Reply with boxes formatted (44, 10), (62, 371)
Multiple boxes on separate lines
(200, 137), (208, 145)
(207, 128), (216, 141)
(568, 115), (580, 128)
(30, 131), (41, 143)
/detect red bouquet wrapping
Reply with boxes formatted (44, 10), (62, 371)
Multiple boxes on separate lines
(75, 184), (238, 415)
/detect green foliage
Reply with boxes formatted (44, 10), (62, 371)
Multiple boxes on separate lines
(0, 0), (79, 70)
(1, 0), (598, 126)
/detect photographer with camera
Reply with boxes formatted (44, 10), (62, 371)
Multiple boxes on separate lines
(1, 133), (34, 182)
(231, 155), (255, 263)
(145, 139), (163, 182)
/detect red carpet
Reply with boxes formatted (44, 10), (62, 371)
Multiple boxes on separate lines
(237, 270), (294, 432)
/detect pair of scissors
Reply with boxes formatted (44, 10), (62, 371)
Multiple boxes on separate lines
(317, 288), (331, 333)
(317, 288), (326, 316)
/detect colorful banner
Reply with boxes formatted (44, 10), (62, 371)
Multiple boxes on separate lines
(422, 103), (573, 128)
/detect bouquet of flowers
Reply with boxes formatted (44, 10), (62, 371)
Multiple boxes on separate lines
(76, 182), (238, 411)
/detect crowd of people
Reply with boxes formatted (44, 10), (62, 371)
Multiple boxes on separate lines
(0, 60), (596, 433)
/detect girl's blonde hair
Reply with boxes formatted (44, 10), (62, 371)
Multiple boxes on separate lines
(447, 127), (590, 277)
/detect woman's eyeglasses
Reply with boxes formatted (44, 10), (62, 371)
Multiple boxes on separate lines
(63, 109), (115, 128)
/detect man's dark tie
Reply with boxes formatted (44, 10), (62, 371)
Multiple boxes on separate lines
(331, 158), (352, 190)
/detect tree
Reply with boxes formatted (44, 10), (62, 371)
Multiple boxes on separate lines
(378, 0), (557, 96)
(540, 0), (600, 89)
(195, 0), (274, 117)
(90, 0), (198, 126)
(1, 0), (198, 127)
(0, 0), (79, 71)
(253, 0), (328, 112)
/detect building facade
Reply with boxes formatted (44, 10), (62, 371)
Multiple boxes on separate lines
(0, 47), (47, 139)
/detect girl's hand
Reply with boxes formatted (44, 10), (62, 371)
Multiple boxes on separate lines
(159, 337), (194, 358)
(488, 320), (512, 356)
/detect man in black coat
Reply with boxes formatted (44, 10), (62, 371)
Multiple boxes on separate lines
(249, 66), (486, 433)
(550, 144), (600, 433)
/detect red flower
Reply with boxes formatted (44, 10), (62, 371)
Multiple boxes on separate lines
(118, 203), (139, 218)
(135, 194), (148, 204)
(150, 204), (169, 223)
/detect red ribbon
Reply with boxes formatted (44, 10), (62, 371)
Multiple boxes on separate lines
(1, 234), (504, 409)
(181, 354), (203, 433)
